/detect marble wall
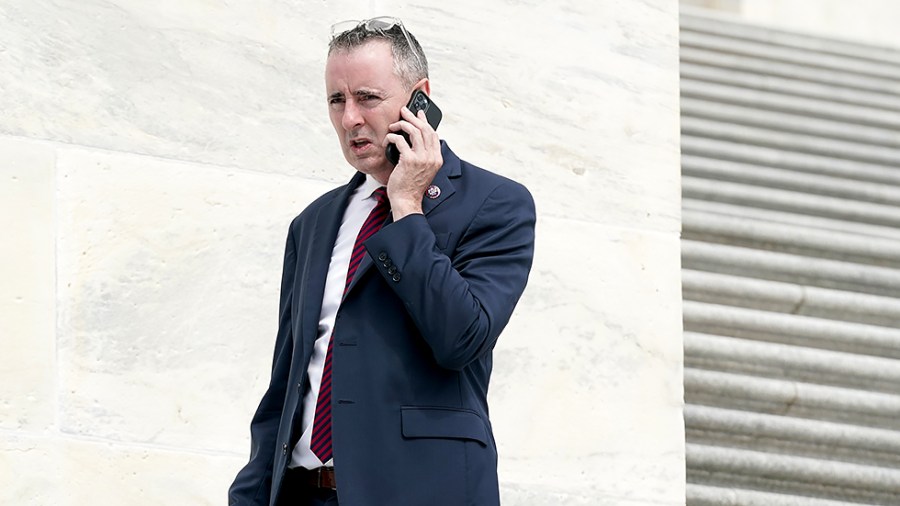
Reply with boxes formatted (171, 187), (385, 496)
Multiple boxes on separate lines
(685, 0), (900, 50)
(0, 1), (683, 504)
(741, 0), (900, 50)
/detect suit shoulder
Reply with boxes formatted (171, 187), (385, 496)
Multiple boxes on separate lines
(457, 157), (534, 207)
(287, 183), (347, 232)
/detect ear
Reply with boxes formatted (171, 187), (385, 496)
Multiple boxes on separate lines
(414, 78), (431, 96)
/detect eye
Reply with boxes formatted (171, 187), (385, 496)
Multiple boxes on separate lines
(328, 96), (345, 108)
(360, 94), (379, 103)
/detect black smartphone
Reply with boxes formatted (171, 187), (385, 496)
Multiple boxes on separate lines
(385, 89), (442, 166)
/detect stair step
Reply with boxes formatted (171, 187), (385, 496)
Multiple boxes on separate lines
(682, 240), (900, 298)
(682, 97), (900, 147)
(688, 483), (870, 506)
(687, 444), (900, 504)
(681, 61), (900, 112)
(683, 116), (900, 165)
(681, 9), (900, 66)
(681, 30), (900, 81)
(683, 209), (900, 267)
(685, 369), (900, 431)
(682, 155), (900, 207)
(682, 45), (900, 95)
(682, 80), (900, 129)
(686, 405), (900, 469)
(683, 300), (900, 359)
(683, 177), (900, 229)
(684, 199), (900, 240)
(685, 332), (900, 395)
(683, 136), (900, 186)
(682, 269), (900, 327)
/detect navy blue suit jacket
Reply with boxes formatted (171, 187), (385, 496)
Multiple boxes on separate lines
(229, 142), (536, 506)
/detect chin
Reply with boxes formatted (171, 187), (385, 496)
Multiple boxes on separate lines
(353, 156), (390, 176)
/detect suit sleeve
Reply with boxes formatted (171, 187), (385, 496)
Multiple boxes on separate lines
(364, 180), (536, 370)
(228, 224), (297, 506)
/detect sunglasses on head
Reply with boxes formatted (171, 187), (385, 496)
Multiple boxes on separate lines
(330, 16), (424, 70)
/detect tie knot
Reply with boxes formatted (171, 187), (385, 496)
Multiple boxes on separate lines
(371, 187), (389, 206)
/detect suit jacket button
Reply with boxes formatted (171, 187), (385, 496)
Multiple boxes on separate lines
(388, 266), (397, 275)
(378, 252), (388, 261)
(392, 273), (401, 282)
(282, 443), (288, 455)
(383, 258), (393, 268)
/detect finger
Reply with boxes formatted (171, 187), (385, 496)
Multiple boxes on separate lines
(383, 132), (412, 156)
(400, 106), (436, 135)
(387, 119), (417, 137)
(409, 110), (439, 151)
(399, 105), (424, 125)
(419, 110), (440, 147)
(410, 109), (440, 146)
(388, 118), (426, 151)
(389, 108), (418, 132)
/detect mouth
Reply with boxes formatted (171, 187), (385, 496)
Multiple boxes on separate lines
(349, 138), (375, 155)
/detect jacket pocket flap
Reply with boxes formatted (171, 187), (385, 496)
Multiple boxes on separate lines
(401, 406), (488, 446)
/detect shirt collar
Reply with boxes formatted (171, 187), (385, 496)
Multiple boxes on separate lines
(355, 175), (384, 202)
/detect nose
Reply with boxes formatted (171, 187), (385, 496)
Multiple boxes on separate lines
(341, 99), (364, 131)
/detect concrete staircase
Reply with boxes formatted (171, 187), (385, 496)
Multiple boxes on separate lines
(680, 10), (900, 505)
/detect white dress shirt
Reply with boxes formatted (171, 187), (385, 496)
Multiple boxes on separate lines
(290, 175), (384, 469)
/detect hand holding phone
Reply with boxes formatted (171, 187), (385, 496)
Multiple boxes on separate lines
(385, 90), (442, 166)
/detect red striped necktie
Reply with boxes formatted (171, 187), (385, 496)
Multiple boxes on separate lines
(310, 186), (390, 464)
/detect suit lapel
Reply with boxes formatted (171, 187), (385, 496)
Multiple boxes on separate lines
(298, 173), (365, 350)
(424, 140), (461, 216)
(421, 168), (456, 216)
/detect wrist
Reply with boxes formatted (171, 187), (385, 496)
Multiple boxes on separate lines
(390, 198), (423, 220)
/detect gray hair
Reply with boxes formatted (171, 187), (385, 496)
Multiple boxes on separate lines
(328, 23), (429, 88)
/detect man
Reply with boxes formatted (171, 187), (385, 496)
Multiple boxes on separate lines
(229, 17), (535, 506)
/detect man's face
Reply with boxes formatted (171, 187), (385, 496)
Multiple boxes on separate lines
(325, 40), (411, 181)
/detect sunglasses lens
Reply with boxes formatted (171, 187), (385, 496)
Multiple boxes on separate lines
(330, 21), (357, 38)
(366, 18), (397, 31)
(331, 17), (400, 38)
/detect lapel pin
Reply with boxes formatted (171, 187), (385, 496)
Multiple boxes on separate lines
(426, 185), (441, 199)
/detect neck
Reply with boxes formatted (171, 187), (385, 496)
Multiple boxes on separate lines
(368, 166), (393, 186)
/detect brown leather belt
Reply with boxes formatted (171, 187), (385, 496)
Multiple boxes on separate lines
(288, 466), (337, 490)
